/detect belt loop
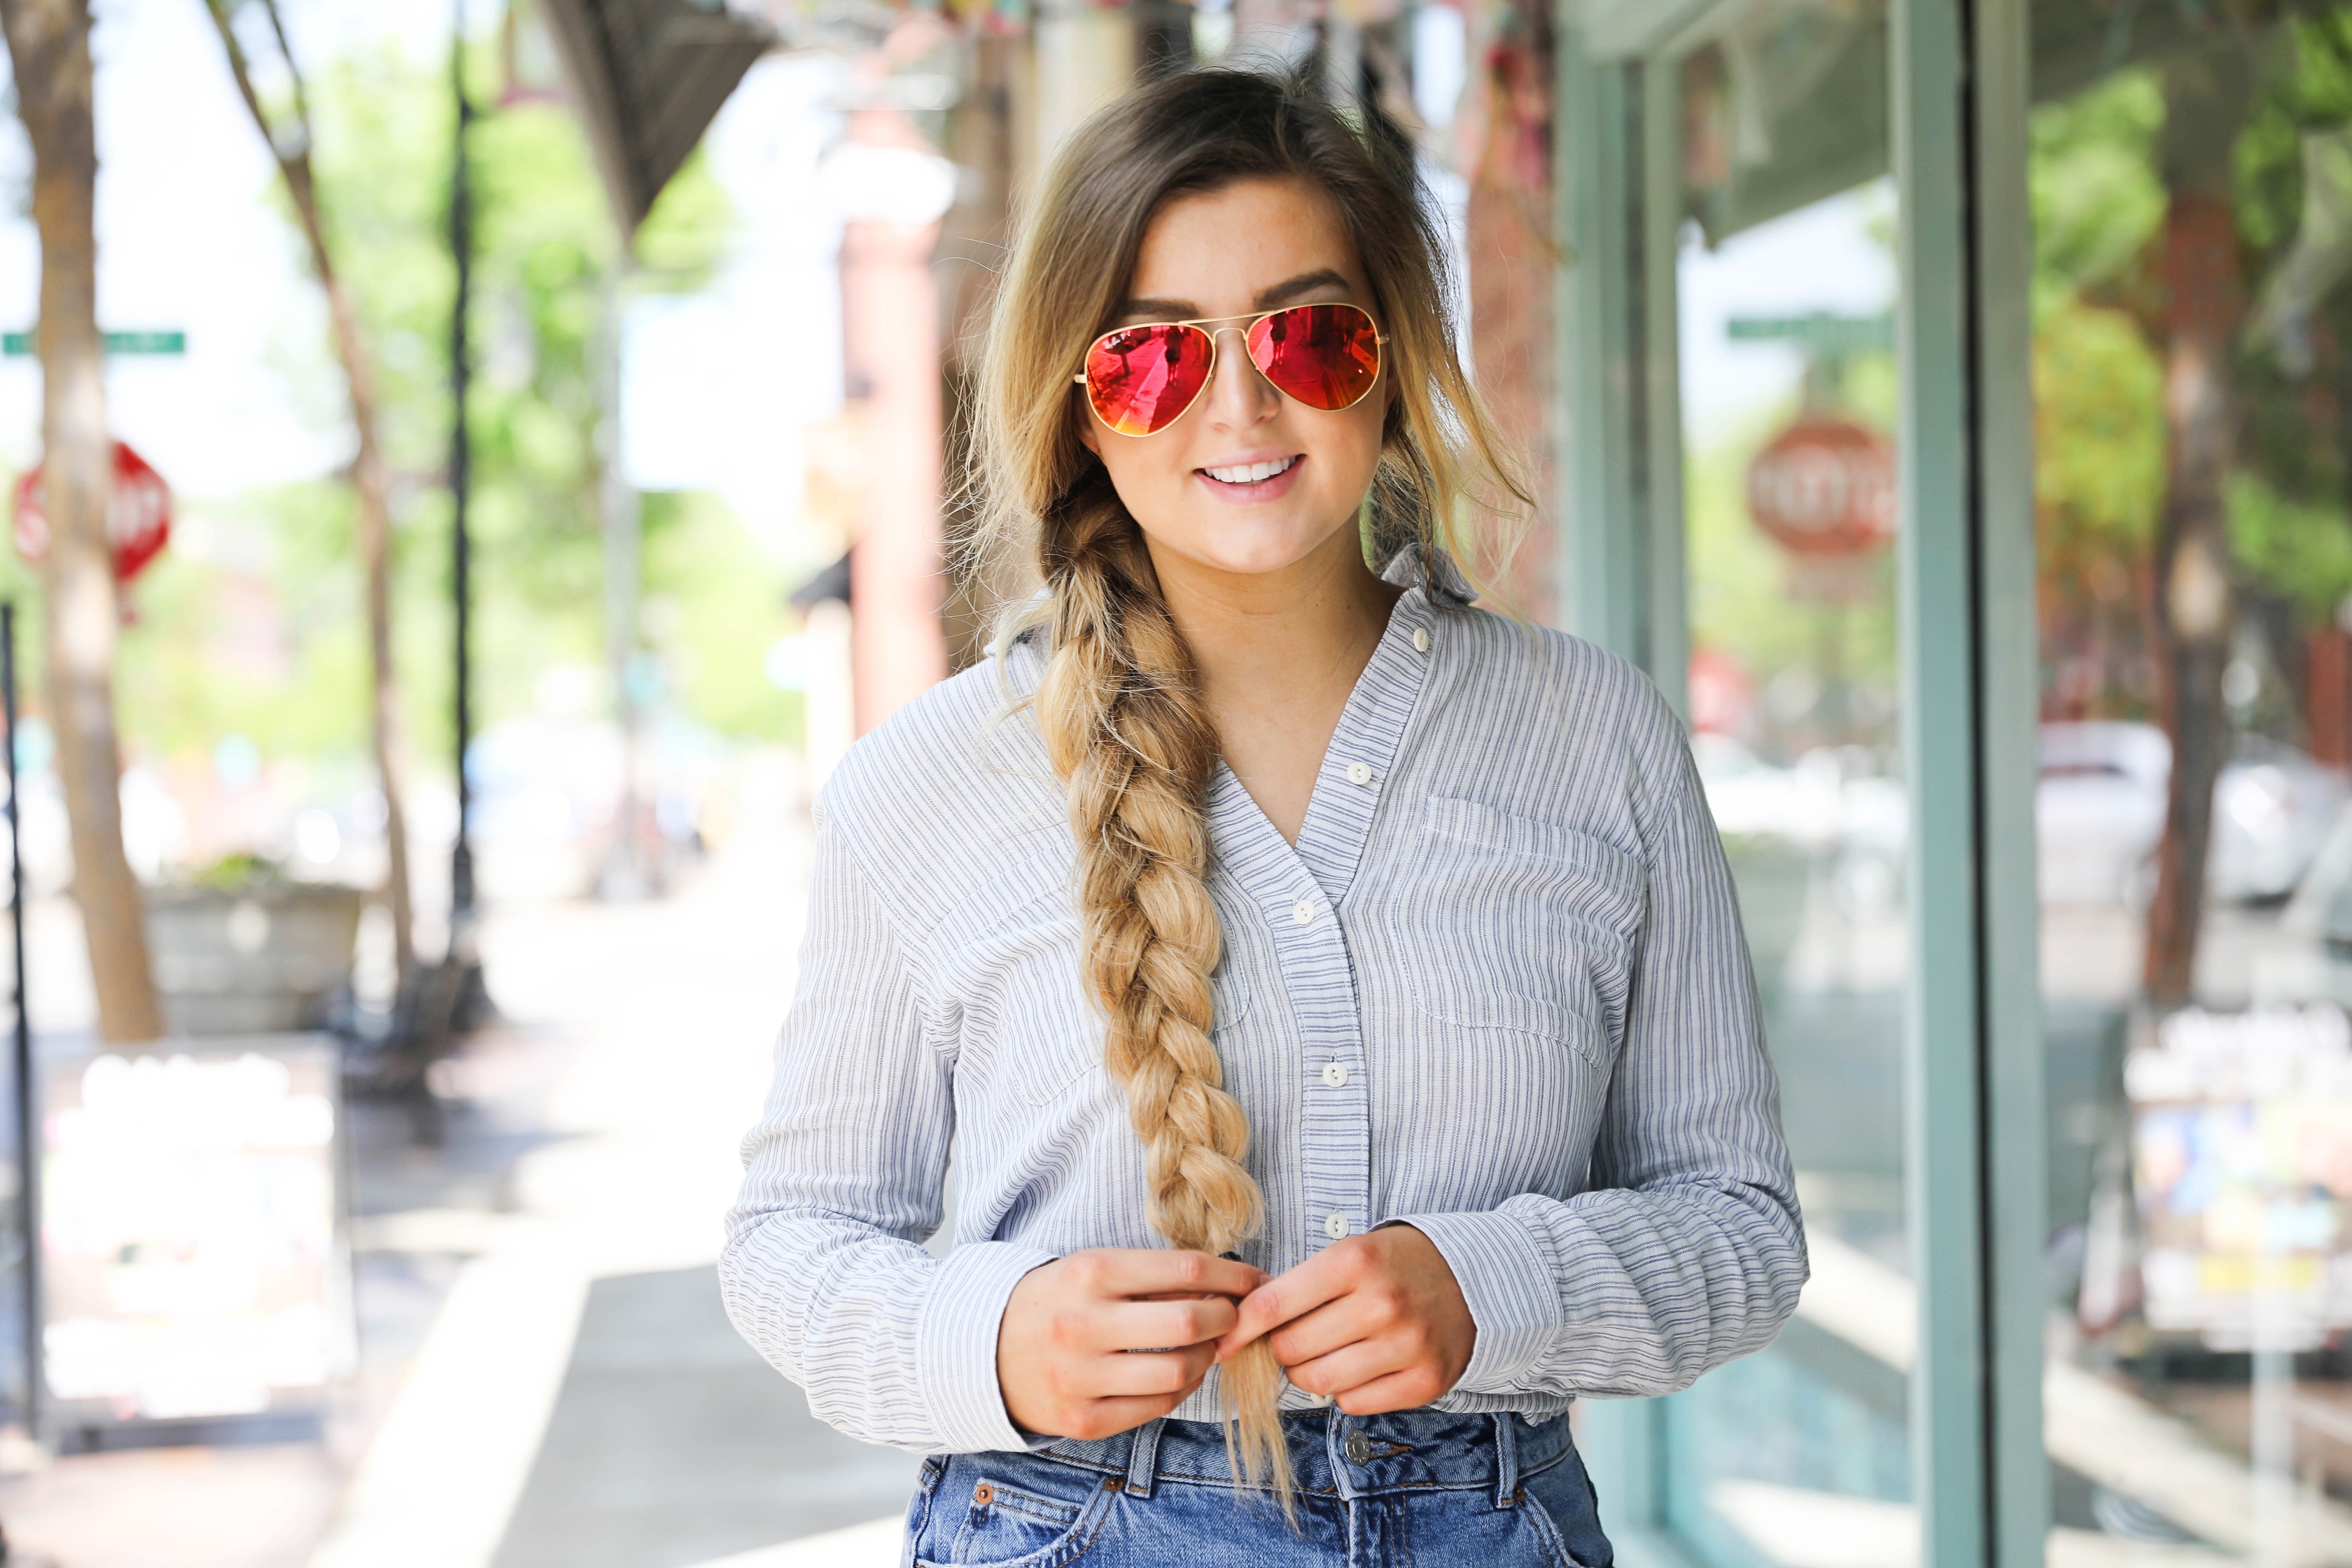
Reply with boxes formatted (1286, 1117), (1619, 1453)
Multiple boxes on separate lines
(1492, 1413), (1520, 1508)
(1123, 1418), (1163, 1497)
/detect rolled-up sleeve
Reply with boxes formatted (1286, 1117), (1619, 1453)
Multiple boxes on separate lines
(1402, 727), (1807, 1400)
(719, 818), (1056, 1453)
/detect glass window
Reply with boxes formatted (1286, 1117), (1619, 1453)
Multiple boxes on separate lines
(1596, 4), (1919, 1563)
(2031, 6), (2352, 1558)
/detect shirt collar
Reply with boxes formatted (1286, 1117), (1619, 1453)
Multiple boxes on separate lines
(1380, 542), (1478, 608)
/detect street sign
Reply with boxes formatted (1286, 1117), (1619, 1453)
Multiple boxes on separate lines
(14, 440), (173, 584)
(1745, 415), (1896, 558)
(1726, 313), (1892, 355)
(1, 331), (185, 356)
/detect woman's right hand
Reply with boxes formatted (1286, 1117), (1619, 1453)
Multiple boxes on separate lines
(996, 1248), (1265, 1441)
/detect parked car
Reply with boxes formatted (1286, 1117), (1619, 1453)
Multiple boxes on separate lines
(2036, 722), (2348, 906)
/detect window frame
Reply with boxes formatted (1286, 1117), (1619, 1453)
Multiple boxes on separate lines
(1553, 4), (2047, 1565)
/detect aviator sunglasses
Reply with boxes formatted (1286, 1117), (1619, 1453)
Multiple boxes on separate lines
(1074, 302), (1387, 437)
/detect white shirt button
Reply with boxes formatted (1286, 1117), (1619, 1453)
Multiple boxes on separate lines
(1345, 761), (1373, 786)
(1292, 897), (1315, 925)
(1324, 1212), (1350, 1240)
(1322, 1060), (1350, 1088)
(1411, 626), (1430, 653)
(1306, 1390), (1334, 1408)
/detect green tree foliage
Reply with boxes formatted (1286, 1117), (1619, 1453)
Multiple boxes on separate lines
(2026, 69), (2170, 725)
(97, 35), (790, 795)
(2230, 15), (2352, 536)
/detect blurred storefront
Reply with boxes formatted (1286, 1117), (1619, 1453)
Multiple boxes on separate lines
(1553, 4), (2352, 1568)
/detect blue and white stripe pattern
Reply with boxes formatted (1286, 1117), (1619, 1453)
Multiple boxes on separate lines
(720, 552), (1807, 1455)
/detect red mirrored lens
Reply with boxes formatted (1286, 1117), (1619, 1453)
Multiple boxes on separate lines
(1247, 304), (1380, 412)
(1085, 324), (1214, 435)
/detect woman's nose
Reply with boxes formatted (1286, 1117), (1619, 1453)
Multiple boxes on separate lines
(1201, 326), (1276, 428)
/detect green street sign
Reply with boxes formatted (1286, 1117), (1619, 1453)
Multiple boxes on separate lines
(2, 330), (186, 356)
(1726, 313), (1893, 354)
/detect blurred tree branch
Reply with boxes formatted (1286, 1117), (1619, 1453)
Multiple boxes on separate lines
(203, 0), (416, 986)
(0, 0), (164, 1042)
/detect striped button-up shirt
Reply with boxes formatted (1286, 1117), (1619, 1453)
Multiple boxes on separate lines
(721, 553), (1806, 1455)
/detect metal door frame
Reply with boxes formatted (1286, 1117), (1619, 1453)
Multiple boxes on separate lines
(1555, 4), (2046, 1564)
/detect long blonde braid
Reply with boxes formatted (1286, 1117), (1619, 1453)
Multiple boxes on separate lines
(1032, 469), (1292, 1496)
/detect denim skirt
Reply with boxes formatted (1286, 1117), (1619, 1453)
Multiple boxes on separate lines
(900, 1406), (1614, 1568)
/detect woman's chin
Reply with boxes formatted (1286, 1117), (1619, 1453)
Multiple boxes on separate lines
(1156, 510), (1358, 580)
(1176, 538), (1331, 580)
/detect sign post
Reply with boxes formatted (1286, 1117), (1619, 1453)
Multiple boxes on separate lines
(2, 603), (35, 1441)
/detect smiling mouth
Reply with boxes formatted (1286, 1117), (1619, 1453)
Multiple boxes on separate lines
(1200, 456), (1301, 486)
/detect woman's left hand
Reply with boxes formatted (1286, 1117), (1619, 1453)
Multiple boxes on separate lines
(1214, 1224), (1476, 1414)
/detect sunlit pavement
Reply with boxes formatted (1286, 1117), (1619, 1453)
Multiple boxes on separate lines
(0, 751), (916, 1567)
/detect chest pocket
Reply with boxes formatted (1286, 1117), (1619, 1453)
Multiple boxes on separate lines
(1404, 795), (1644, 1065)
(960, 883), (1255, 1107)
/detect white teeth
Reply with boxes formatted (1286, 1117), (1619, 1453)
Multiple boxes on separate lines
(1203, 456), (1298, 485)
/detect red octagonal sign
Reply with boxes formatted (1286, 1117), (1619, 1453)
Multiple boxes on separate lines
(14, 440), (172, 584)
(1746, 416), (1896, 558)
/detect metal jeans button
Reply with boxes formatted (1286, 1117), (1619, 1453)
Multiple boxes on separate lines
(1345, 1430), (1371, 1465)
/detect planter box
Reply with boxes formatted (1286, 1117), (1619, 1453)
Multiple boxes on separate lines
(146, 884), (365, 1037)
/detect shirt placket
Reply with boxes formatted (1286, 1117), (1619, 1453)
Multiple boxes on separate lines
(1213, 594), (1437, 1276)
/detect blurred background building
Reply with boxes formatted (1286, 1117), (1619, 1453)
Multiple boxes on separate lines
(1, 1), (2351, 1567)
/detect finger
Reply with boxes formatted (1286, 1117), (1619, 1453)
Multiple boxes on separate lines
(1283, 1335), (1408, 1400)
(1334, 1367), (1448, 1417)
(1075, 1248), (1266, 1303)
(1265, 1295), (1389, 1369)
(1217, 1249), (1357, 1357)
(1099, 1295), (1239, 1350)
(1085, 1343), (1219, 1399)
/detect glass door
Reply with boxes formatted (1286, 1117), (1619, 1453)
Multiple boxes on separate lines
(1567, 6), (1919, 1567)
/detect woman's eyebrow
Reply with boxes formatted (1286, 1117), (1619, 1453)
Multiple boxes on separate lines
(1116, 295), (1197, 322)
(1112, 269), (1355, 324)
(1251, 268), (1350, 309)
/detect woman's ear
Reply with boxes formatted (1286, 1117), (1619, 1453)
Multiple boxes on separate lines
(1076, 398), (1103, 458)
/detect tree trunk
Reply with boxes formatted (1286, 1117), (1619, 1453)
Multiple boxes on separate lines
(0, 0), (164, 1043)
(204, 0), (416, 984)
(2142, 54), (2253, 1007)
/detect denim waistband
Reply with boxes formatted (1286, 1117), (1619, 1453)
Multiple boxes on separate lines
(1033, 1407), (1576, 1504)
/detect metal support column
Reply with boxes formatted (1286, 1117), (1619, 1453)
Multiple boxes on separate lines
(449, 2), (477, 927)
(1968, 1), (2049, 1563)
(1560, 30), (1640, 661)
(1889, 0), (2047, 1562)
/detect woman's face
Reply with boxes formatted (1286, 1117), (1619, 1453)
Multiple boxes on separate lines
(1077, 176), (1389, 580)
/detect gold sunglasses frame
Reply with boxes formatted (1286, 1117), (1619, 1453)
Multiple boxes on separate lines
(1071, 304), (1390, 438)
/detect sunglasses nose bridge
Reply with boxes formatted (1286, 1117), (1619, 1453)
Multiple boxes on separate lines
(1198, 323), (1280, 421)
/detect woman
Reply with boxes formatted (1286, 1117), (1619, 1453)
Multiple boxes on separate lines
(722, 66), (1803, 1567)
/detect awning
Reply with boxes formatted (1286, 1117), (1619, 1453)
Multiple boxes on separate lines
(535, 0), (776, 234)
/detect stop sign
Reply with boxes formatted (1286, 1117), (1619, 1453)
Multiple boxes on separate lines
(1746, 416), (1896, 557)
(13, 440), (172, 584)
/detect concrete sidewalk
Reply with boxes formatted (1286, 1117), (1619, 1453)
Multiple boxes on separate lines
(489, 1266), (916, 1568)
(1, 757), (917, 1567)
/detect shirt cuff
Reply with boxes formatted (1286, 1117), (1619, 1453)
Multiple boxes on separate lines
(914, 1240), (1062, 1452)
(1389, 1210), (1561, 1394)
